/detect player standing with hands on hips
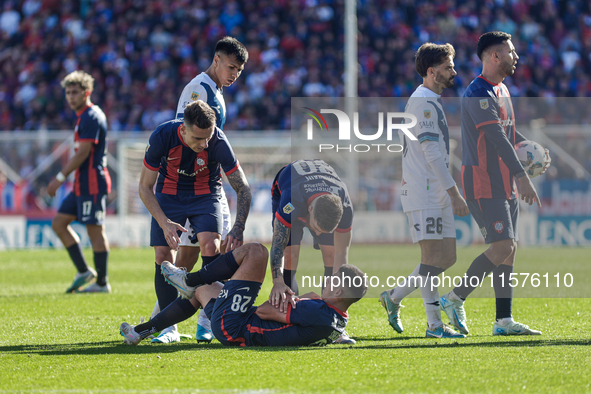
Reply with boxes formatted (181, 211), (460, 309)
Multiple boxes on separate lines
(48, 71), (111, 294)
(439, 32), (551, 336)
(379, 43), (469, 339)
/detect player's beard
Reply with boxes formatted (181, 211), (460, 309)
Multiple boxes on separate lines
(436, 73), (454, 88)
(501, 61), (516, 76)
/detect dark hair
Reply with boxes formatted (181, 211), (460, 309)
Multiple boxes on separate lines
(415, 43), (455, 78)
(313, 194), (344, 233)
(183, 101), (216, 129)
(334, 264), (368, 302)
(477, 31), (512, 60)
(215, 36), (249, 64)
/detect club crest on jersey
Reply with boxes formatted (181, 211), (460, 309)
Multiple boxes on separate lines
(480, 99), (489, 110)
(190, 91), (200, 101)
(283, 203), (295, 214)
(424, 110), (431, 119)
(494, 221), (505, 233)
(197, 158), (205, 166)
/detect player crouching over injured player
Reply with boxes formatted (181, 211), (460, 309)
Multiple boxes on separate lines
(120, 243), (367, 346)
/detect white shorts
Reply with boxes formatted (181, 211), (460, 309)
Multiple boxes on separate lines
(406, 206), (456, 243)
(179, 192), (231, 247)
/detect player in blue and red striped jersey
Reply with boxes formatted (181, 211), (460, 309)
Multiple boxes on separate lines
(121, 243), (368, 347)
(268, 159), (357, 344)
(139, 100), (251, 335)
(440, 32), (550, 336)
(48, 71), (112, 294)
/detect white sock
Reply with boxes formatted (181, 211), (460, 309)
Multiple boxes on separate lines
(160, 324), (177, 334)
(420, 274), (442, 329)
(390, 264), (421, 304)
(497, 317), (514, 324)
(151, 300), (160, 319)
(197, 309), (211, 330)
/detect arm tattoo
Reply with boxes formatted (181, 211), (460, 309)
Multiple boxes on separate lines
(226, 167), (252, 234)
(270, 218), (290, 279)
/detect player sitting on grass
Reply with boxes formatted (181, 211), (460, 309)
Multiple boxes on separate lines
(120, 243), (367, 346)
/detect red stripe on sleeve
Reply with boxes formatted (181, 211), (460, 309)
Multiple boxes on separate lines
(334, 226), (352, 233)
(75, 168), (80, 196)
(78, 138), (98, 143)
(143, 159), (159, 172)
(275, 211), (291, 228)
(476, 120), (500, 129)
(225, 161), (240, 176)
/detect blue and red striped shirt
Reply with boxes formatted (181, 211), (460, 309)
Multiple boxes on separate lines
(238, 298), (348, 346)
(271, 159), (353, 233)
(461, 76), (526, 200)
(74, 104), (111, 196)
(143, 119), (239, 196)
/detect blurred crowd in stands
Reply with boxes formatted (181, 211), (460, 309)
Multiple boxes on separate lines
(1, 0), (591, 132)
(1, 0), (590, 213)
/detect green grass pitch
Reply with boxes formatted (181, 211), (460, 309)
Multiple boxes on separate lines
(1, 245), (590, 393)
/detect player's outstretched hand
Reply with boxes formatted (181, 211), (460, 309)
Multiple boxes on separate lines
(517, 175), (541, 208)
(269, 281), (296, 313)
(162, 219), (187, 250)
(451, 193), (470, 217)
(540, 148), (551, 175)
(223, 225), (244, 251)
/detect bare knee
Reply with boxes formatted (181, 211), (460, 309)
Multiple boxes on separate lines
(154, 247), (173, 265)
(440, 251), (457, 270)
(246, 243), (269, 262)
(488, 240), (515, 264)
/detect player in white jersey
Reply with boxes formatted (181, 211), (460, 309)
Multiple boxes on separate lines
(150, 37), (249, 344)
(379, 43), (470, 338)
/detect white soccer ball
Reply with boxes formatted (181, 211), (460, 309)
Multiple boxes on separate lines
(515, 140), (547, 178)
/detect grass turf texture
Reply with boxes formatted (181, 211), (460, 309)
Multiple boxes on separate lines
(0, 245), (590, 393)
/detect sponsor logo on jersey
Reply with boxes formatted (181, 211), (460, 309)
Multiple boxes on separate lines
(190, 91), (200, 101)
(167, 156), (181, 161)
(424, 109), (431, 119)
(494, 221), (505, 233)
(480, 99), (489, 110)
(283, 203), (295, 214)
(145, 142), (150, 152)
(418, 120), (434, 129)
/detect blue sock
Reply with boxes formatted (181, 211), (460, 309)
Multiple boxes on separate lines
(454, 253), (497, 300)
(202, 253), (220, 268)
(186, 252), (239, 286)
(94, 251), (109, 286)
(493, 264), (513, 320)
(135, 298), (197, 338)
(66, 243), (88, 273)
(155, 262), (178, 310)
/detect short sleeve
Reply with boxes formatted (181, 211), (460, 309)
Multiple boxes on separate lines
(143, 130), (166, 171)
(77, 114), (100, 143)
(286, 299), (326, 326)
(177, 83), (208, 119)
(210, 129), (239, 175)
(408, 99), (439, 143)
(336, 204), (353, 232)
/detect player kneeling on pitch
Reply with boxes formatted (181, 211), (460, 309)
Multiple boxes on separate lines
(120, 243), (367, 346)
